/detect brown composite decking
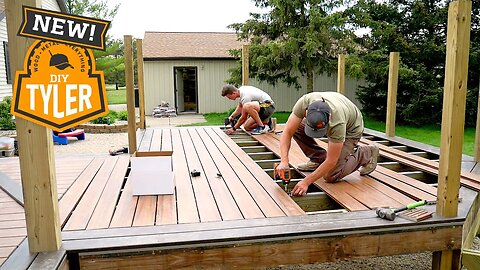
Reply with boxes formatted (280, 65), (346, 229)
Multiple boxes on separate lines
(0, 126), (479, 268)
(0, 127), (304, 266)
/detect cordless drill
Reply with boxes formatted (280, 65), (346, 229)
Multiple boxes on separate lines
(224, 117), (237, 129)
(274, 163), (291, 193)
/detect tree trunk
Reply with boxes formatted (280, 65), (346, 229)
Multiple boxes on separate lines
(115, 82), (119, 90)
(306, 68), (314, 93)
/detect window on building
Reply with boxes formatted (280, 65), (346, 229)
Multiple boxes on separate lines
(3, 42), (11, 84)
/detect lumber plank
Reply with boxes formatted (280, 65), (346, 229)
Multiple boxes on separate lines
(171, 129), (200, 224)
(59, 157), (104, 226)
(109, 175), (138, 228)
(198, 129), (265, 219)
(148, 129), (162, 151)
(212, 128), (304, 216)
(64, 157), (119, 230)
(87, 156), (130, 229)
(210, 128), (285, 218)
(361, 138), (480, 191)
(138, 128), (153, 152)
(181, 129), (222, 222)
(133, 196), (157, 226)
(255, 132), (368, 211)
(189, 129), (242, 221)
(156, 128), (177, 225)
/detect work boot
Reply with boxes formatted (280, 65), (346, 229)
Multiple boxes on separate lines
(297, 160), (320, 171)
(359, 145), (380, 176)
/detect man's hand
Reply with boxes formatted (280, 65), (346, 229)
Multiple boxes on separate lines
(291, 180), (309, 196)
(225, 128), (236, 135)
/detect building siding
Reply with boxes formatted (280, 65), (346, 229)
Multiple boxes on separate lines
(144, 59), (364, 114)
(0, 0), (62, 101)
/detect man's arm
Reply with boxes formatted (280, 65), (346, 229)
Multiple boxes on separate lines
(291, 141), (343, 196)
(229, 103), (243, 119)
(279, 113), (302, 167)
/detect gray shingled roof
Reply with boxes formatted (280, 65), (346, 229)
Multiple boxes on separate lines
(143, 32), (244, 59)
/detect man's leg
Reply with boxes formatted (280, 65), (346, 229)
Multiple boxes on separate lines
(243, 102), (263, 127)
(293, 119), (327, 164)
(243, 117), (257, 131)
(324, 138), (375, 183)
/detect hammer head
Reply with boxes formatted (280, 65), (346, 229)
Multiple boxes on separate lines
(376, 208), (396, 221)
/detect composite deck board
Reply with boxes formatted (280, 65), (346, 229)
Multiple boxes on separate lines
(87, 156), (130, 229)
(64, 157), (119, 230)
(195, 129), (265, 219)
(182, 129), (222, 222)
(171, 129), (200, 224)
(109, 174), (137, 228)
(192, 129), (244, 221)
(58, 157), (104, 225)
(360, 138), (480, 191)
(138, 129), (154, 152)
(255, 131), (368, 211)
(253, 130), (424, 210)
(212, 128), (304, 216)
(204, 127), (285, 217)
(156, 129), (177, 225)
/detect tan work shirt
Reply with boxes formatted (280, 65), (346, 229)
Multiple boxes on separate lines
(292, 92), (364, 143)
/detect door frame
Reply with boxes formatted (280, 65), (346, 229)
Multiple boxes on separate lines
(173, 66), (198, 114)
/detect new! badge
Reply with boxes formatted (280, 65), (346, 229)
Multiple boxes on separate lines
(11, 40), (108, 131)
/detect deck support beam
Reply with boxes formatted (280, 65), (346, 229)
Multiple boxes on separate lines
(137, 39), (146, 129)
(5, 0), (61, 252)
(436, 0), (472, 269)
(242, 44), (249, 85)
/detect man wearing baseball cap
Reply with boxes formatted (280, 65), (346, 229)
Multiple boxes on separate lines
(278, 91), (379, 197)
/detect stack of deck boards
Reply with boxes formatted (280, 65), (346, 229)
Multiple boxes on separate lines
(130, 155), (175, 196)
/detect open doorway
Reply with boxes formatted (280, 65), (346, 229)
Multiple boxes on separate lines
(174, 67), (198, 114)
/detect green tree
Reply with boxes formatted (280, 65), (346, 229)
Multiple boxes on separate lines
(228, 0), (356, 92)
(64, 0), (119, 21)
(94, 39), (125, 89)
(346, 0), (480, 126)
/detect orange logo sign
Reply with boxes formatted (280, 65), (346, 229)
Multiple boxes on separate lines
(11, 40), (108, 131)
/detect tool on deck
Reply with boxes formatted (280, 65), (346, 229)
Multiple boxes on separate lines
(376, 200), (427, 221)
(191, 170), (201, 177)
(274, 163), (291, 193)
(109, 147), (128, 156)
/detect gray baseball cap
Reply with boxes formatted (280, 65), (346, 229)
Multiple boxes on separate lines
(305, 100), (331, 138)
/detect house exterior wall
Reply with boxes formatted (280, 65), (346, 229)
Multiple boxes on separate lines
(144, 59), (365, 114)
(0, 0), (62, 101)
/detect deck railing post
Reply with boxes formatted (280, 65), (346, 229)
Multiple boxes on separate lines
(434, 0), (472, 269)
(385, 52), (399, 137)
(337, 54), (345, 95)
(137, 39), (146, 129)
(125, 35), (137, 153)
(242, 44), (249, 86)
(5, 0), (61, 252)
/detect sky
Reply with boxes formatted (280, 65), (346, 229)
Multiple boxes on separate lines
(107, 0), (264, 39)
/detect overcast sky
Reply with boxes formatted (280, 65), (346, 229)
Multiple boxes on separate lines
(107, 0), (263, 39)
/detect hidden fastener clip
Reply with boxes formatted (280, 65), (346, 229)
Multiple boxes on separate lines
(191, 170), (201, 177)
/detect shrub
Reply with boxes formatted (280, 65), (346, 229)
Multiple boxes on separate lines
(117, 111), (128, 121)
(91, 111), (117, 125)
(0, 97), (15, 130)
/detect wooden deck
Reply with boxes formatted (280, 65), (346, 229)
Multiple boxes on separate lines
(0, 126), (478, 269)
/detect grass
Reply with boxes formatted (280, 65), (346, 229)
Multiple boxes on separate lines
(106, 85), (126, 105)
(195, 111), (476, 156)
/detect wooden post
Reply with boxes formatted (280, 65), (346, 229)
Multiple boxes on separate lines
(124, 35), (137, 153)
(434, 0), (471, 269)
(337, 54), (345, 95)
(5, 0), (61, 252)
(385, 52), (400, 137)
(242, 44), (249, 86)
(137, 39), (146, 129)
(474, 79), (480, 161)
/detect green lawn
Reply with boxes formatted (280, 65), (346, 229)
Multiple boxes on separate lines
(196, 111), (476, 156)
(106, 85), (126, 104)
